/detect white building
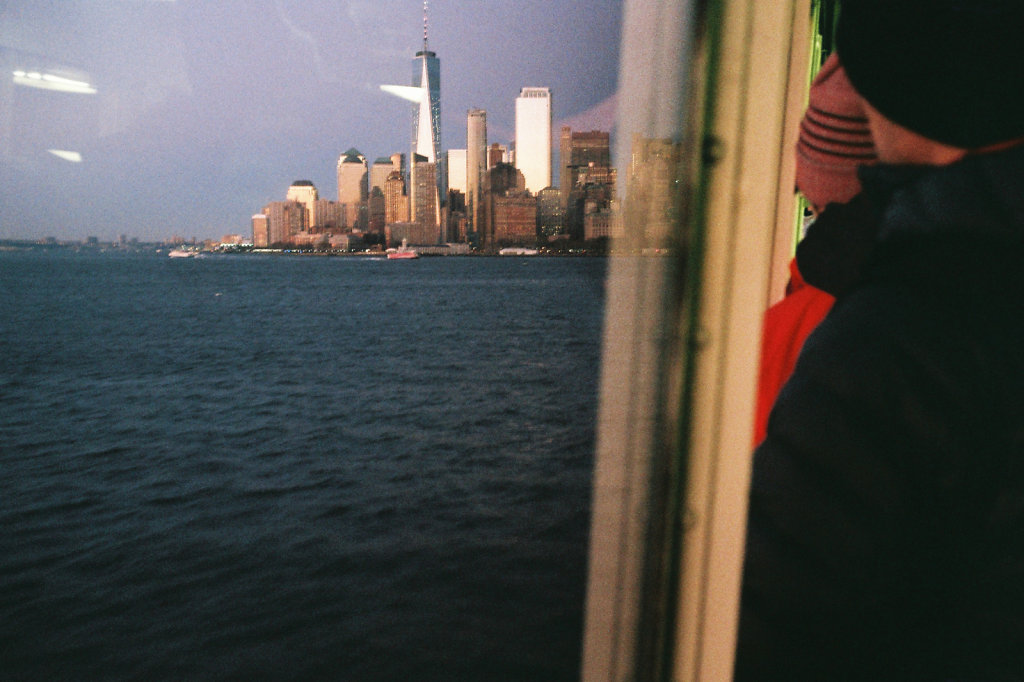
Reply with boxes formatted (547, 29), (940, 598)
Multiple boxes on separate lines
(337, 149), (368, 230)
(447, 149), (467, 195)
(514, 87), (552, 194)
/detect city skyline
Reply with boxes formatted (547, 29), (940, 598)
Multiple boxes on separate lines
(0, 0), (622, 243)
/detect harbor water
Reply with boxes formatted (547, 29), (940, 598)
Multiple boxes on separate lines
(0, 250), (606, 681)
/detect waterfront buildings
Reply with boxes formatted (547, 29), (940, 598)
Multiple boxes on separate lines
(244, 7), (615, 253)
(386, 221), (441, 248)
(514, 87), (552, 194)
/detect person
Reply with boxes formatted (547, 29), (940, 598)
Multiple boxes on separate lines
(753, 52), (877, 446)
(736, 1), (1024, 678)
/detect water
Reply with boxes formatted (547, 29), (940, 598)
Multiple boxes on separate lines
(0, 250), (606, 681)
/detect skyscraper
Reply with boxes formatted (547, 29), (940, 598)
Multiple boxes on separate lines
(488, 143), (508, 168)
(370, 154), (403, 195)
(252, 214), (269, 247)
(384, 170), (409, 225)
(466, 108), (487, 242)
(412, 157), (440, 242)
(514, 87), (552, 194)
(447, 149), (467, 195)
(409, 2), (441, 230)
(262, 201), (305, 245)
(337, 148), (368, 230)
(560, 126), (613, 208)
(411, 4), (441, 165)
(286, 180), (318, 231)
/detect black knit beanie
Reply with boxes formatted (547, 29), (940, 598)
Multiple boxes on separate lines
(836, 0), (1024, 149)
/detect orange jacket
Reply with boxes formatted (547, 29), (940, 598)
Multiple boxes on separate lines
(753, 258), (834, 446)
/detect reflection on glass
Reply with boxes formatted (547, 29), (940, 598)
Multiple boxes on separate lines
(12, 69), (96, 94)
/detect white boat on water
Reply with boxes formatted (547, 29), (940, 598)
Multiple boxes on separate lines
(168, 248), (197, 258)
(498, 247), (539, 256)
(387, 239), (420, 260)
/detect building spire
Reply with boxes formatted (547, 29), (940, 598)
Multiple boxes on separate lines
(423, 0), (429, 51)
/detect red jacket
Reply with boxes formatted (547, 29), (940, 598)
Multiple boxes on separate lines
(753, 258), (834, 446)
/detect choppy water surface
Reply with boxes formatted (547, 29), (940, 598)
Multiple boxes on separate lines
(0, 250), (606, 681)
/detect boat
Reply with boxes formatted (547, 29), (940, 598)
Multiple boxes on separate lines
(387, 239), (419, 260)
(168, 248), (197, 258)
(498, 247), (539, 256)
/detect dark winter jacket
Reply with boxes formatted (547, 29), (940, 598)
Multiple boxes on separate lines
(754, 258), (834, 447)
(735, 144), (1024, 680)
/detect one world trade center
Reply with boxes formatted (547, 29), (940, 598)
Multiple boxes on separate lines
(412, 1), (440, 166)
(381, 1), (442, 233)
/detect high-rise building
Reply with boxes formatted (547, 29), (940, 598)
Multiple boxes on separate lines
(286, 180), (318, 231)
(407, 3), (441, 232)
(488, 142), (508, 169)
(480, 162), (526, 251)
(559, 127), (612, 206)
(262, 201), (305, 245)
(514, 87), (552, 194)
(384, 170), (409, 225)
(447, 188), (466, 243)
(467, 108), (487, 243)
(447, 149), (466, 195)
(559, 126), (573, 199)
(315, 199), (345, 233)
(367, 188), (386, 233)
(370, 155), (400, 195)
(252, 214), (269, 247)
(369, 154), (403, 234)
(537, 187), (565, 237)
(411, 6), (441, 165)
(624, 134), (683, 244)
(412, 157), (440, 241)
(492, 192), (538, 247)
(337, 148), (368, 230)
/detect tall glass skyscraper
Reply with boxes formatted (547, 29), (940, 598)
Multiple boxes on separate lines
(515, 87), (552, 194)
(410, 1), (441, 229)
(412, 4), (440, 165)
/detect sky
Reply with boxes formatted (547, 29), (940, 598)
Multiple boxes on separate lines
(0, 0), (622, 242)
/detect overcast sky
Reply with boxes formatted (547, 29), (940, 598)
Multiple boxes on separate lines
(0, 0), (622, 242)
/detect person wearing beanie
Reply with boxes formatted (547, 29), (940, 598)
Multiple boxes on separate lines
(753, 53), (876, 447)
(737, 1), (1024, 678)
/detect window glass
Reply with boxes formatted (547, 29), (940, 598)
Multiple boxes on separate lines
(0, 2), (620, 680)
